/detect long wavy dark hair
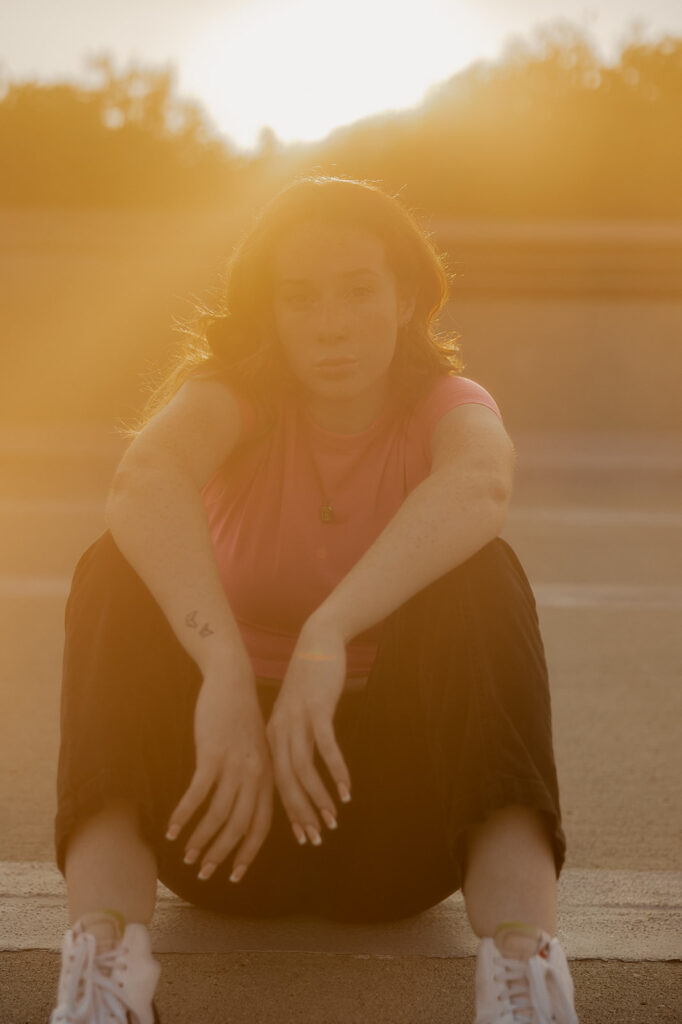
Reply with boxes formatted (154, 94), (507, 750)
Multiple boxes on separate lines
(118, 174), (464, 440)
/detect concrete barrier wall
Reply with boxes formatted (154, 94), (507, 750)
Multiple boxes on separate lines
(1, 209), (680, 433)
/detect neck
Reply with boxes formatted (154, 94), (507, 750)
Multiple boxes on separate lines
(300, 377), (393, 434)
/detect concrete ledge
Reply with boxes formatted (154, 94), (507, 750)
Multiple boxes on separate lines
(3, 952), (682, 1024)
(1, 863), (680, 962)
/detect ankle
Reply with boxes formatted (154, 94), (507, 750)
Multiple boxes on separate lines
(494, 919), (555, 941)
(76, 908), (128, 953)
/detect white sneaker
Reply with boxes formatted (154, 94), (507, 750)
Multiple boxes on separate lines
(473, 921), (579, 1023)
(49, 913), (162, 1024)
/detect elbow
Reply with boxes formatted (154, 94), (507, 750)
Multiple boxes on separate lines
(487, 443), (515, 523)
(104, 468), (136, 527)
(491, 474), (513, 513)
(436, 463), (513, 529)
(104, 447), (198, 527)
(105, 455), (154, 521)
(471, 471), (513, 535)
(490, 491), (512, 534)
(487, 478), (513, 534)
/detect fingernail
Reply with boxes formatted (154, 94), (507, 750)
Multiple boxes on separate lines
(306, 826), (322, 846)
(321, 809), (337, 830)
(337, 782), (351, 803)
(292, 823), (307, 845)
(184, 848), (200, 865)
(230, 864), (247, 883)
(198, 862), (216, 881)
(165, 824), (180, 841)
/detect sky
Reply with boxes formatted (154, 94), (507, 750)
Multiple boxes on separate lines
(1, 0), (680, 154)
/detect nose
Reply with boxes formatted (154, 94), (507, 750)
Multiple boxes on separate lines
(317, 295), (349, 336)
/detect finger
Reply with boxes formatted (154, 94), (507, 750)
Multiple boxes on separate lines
(166, 761), (217, 839)
(229, 781), (275, 882)
(311, 715), (352, 803)
(197, 777), (261, 878)
(290, 726), (336, 814)
(289, 723), (335, 831)
(203, 778), (273, 882)
(270, 725), (321, 837)
(185, 775), (238, 858)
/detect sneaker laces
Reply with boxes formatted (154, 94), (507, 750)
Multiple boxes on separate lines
(50, 929), (133, 1024)
(492, 945), (578, 1024)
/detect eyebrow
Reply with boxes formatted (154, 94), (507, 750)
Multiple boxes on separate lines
(276, 268), (380, 288)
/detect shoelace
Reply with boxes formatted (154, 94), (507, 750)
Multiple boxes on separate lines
(492, 946), (578, 1024)
(50, 930), (132, 1024)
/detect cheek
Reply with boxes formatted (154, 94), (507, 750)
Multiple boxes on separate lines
(275, 314), (308, 360)
(363, 300), (396, 333)
(361, 310), (397, 358)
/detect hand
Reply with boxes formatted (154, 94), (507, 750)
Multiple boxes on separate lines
(165, 657), (273, 883)
(265, 617), (352, 847)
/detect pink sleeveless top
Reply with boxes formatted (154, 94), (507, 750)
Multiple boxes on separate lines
(200, 375), (503, 680)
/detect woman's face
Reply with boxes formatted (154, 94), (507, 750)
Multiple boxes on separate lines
(270, 219), (414, 401)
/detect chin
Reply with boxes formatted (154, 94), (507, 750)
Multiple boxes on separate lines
(306, 372), (366, 391)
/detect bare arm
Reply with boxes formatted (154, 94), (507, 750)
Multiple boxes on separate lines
(308, 403), (515, 641)
(104, 379), (254, 684)
(105, 458), (250, 680)
(104, 379), (281, 883)
(264, 403), (514, 842)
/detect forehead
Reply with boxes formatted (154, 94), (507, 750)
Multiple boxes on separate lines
(271, 220), (390, 284)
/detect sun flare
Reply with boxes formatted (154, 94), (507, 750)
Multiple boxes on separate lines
(179, 0), (494, 152)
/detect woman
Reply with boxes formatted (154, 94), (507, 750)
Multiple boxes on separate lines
(50, 175), (579, 1023)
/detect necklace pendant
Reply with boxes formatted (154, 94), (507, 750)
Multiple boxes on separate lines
(320, 502), (334, 523)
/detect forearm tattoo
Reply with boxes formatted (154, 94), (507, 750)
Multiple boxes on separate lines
(185, 609), (214, 638)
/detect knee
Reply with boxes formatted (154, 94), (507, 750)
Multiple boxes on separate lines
(71, 797), (143, 837)
(63, 797), (145, 869)
(456, 538), (538, 625)
(424, 538), (510, 602)
(464, 804), (556, 863)
(469, 802), (544, 832)
(460, 536), (516, 586)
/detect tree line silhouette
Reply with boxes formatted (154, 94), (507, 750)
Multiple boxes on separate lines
(0, 19), (680, 217)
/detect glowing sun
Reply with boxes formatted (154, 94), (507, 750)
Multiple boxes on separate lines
(180, 0), (493, 152)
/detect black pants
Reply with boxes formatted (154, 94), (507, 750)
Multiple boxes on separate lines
(55, 530), (566, 924)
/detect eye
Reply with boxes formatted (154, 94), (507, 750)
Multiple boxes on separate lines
(348, 286), (373, 299)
